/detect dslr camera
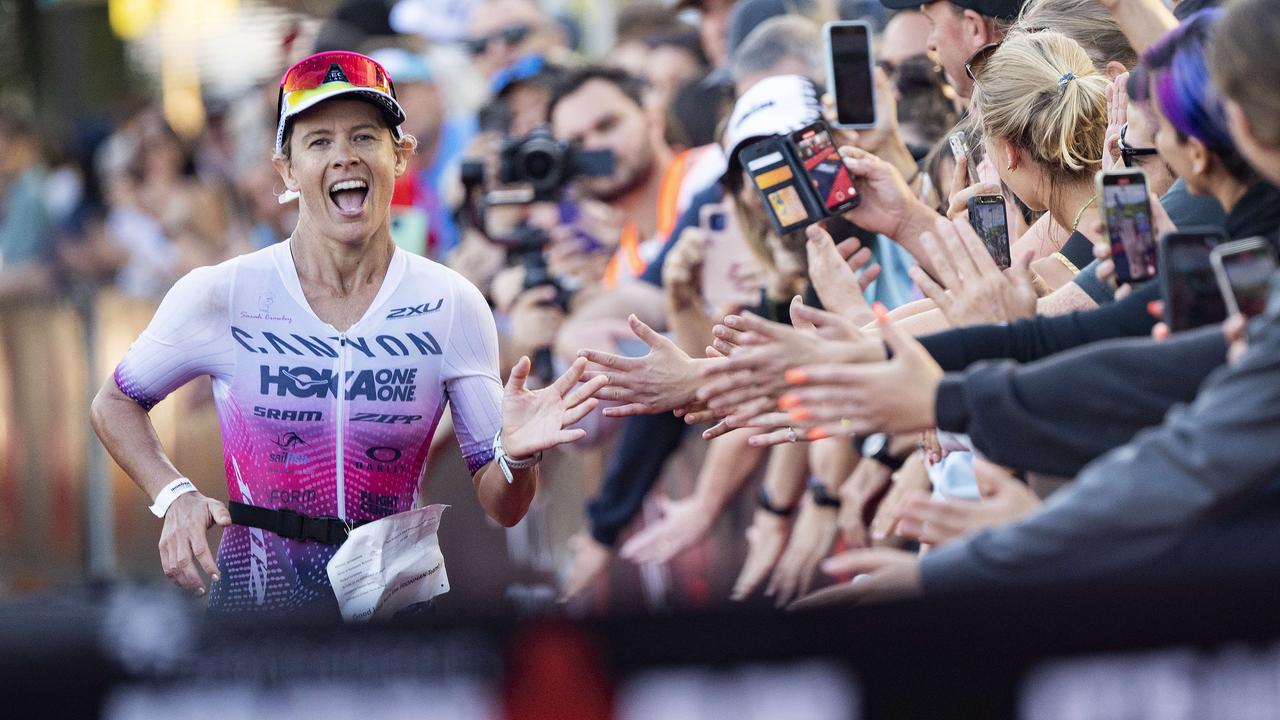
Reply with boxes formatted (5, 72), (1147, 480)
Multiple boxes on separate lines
(496, 128), (615, 203)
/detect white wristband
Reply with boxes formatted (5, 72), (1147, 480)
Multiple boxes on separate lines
(149, 477), (198, 518)
(492, 432), (541, 484)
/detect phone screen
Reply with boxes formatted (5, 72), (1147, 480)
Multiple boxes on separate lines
(747, 147), (812, 230)
(828, 23), (875, 127)
(792, 124), (858, 213)
(969, 196), (1011, 269)
(1102, 174), (1157, 282)
(1161, 236), (1227, 331)
(1219, 245), (1277, 318)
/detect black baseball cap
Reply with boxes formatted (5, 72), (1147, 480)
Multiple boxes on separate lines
(879, 0), (1025, 21)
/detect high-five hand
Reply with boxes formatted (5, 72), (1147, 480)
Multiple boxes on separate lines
(501, 356), (607, 459)
(577, 314), (702, 418)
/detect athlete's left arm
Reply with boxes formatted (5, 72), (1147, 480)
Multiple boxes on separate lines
(444, 276), (606, 526)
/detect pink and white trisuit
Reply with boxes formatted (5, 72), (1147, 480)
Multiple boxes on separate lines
(113, 240), (502, 613)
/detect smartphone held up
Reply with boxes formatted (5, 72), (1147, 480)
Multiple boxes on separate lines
(742, 119), (860, 236)
(1158, 229), (1228, 332)
(1098, 169), (1159, 283)
(967, 194), (1011, 269)
(824, 21), (877, 130)
(1210, 237), (1279, 319)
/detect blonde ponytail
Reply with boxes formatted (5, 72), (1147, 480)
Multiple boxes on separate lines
(973, 30), (1108, 183)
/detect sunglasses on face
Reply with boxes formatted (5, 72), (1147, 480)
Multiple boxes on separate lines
(277, 51), (397, 126)
(1118, 123), (1159, 168)
(465, 25), (532, 56)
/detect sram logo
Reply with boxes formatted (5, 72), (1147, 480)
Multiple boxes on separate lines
(254, 406), (323, 422)
(386, 299), (444, 319)
(259, 366), (419, 401)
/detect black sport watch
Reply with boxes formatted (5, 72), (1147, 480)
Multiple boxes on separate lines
(859, 433), (905, 471)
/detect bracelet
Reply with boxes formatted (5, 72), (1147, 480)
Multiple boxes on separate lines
(493, 431), (541, 485)
(756, 486), (796, 517)
(149, 477), (198, 518)
(806, 476), (842, 509)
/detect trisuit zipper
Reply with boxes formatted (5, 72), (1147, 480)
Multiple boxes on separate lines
(336, 333), (348, 520)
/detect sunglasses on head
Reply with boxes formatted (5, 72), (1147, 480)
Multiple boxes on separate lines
(964, 41), (1002, 84)
(1118, 123), (1159, 168)
(465, 25), (532, 56)
(276, 51), (397, 125)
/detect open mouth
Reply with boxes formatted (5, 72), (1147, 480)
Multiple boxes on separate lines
(328, 178), (369, 216)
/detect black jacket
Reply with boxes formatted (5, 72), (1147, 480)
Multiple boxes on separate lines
(928, 182), (1280, 476)
(918, 182), (1280, 372)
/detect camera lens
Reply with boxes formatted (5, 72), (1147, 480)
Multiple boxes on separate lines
(523, 148), (555, 182)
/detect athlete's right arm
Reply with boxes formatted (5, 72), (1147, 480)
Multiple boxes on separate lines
(91, 382), (230, 595)
(90, 264), (236, 596)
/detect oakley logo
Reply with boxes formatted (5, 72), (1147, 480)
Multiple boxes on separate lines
(325, 64), (348, 84)
(366, 446), (402, 462)
(387, 299), (444, 319)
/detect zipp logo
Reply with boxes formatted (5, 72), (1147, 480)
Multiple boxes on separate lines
(387, 299), (444, 319)
(352, 412), (422, 425)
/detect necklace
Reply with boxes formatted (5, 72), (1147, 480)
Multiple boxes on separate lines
(1070, 194), (1098, 234)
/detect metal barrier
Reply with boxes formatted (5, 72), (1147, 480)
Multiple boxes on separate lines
(0, 289), (228, 591)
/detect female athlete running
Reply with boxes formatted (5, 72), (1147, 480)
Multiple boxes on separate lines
(90, 51), (606, 614)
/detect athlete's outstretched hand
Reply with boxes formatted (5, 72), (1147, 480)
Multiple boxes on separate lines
(502, 355), (608, 459)
(161, 491), (231, 596)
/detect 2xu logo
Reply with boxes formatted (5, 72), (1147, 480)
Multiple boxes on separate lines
(386, 299), (444, 319)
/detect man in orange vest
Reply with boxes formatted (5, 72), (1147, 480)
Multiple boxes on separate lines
(547, 66), (706, 292)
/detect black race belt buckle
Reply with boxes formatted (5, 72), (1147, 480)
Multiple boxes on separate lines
(275, 508), (351, 545)
(229, 502), (359, 546)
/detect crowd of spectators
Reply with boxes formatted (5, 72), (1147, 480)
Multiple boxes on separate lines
(6, 0), (1279, 612)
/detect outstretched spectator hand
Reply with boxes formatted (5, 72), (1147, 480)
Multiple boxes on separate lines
(805, 223), (880, 326)
(619, 493), (715, 565)
(1102, 72), (1131, 172)
(578, 315), (702, 417)
(698, 299), (885, 437)
(907, 217), (1038, 327)
(894, 457), (1042, 546)
(767, 492), (839, 608)
(731, 506), (792, 601)
(559, 532), (612, 603)
(838, 457), (895, 548)
(786, 547), (923, 609)
(777, 305), (942, 439)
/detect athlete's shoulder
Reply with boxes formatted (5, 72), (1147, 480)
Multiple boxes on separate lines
(164, 245), (274, 319)
(400, 251), (489, 308)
